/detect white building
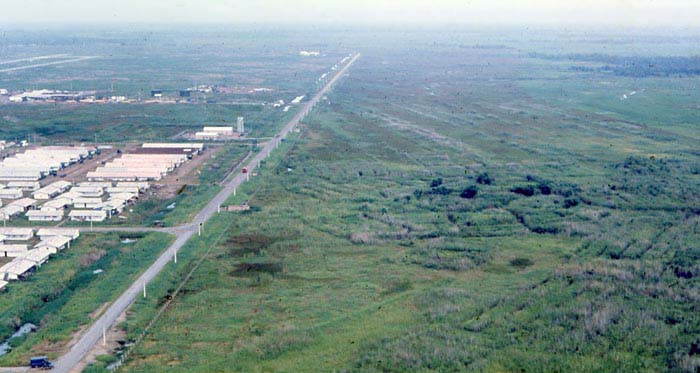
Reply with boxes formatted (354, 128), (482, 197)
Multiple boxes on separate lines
(40, 197), (72, 211)
(33, 181), (72, 200)
(34, 236), (72, 253)
(0, 228), (34, 241)
(78, 182), (113, 189)
(0, 258), (36, 280)
(37, 228), (79, 240)
(7, 182), (40, 191)
(27, 209), (64, 222)
(106, 186), (140, 195)
(0, 205), (25, 220)
(0, 244), (29, 257)
(0, 188), (23, 200)
(19, 248), (52, 266)
(73, 197), (103, 209)
(116, 182), (150, 192)
(194, 132), (221, 140)
(71, 186), (104, 198)
(9, 198), (36, 211)
(203, 126), (234, 134)
(69, 210), (107, 222)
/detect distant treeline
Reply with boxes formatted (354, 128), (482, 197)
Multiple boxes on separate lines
(461, 44), (512, 50)
(531, 53), (700, 77)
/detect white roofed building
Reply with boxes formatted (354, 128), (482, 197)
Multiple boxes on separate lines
(69, 210), (107, 222)
(0, 244), (29, 258)
(27, 209), (64, 222)
(34, 236), (72, 253)
(0, 258), (36, 281)
(33, 181), (72, 200)
(0, 188), (23, 200)
(0, 228), (33, 241)
(7, 181), (40, 191)
(37, 228), (79, 240)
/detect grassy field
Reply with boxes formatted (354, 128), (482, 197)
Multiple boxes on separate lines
(0, 232), (173, 366)
(0, 103), (289, 143)
(108, 34), (700, 371)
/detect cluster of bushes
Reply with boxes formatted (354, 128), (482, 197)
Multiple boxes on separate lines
(533, 53), (700, 77)
(355, 255), (700, 371)
(414, 176), (484, 200)
(508, 175), (583, 210)
(409, 243), (491, 271)
(610, 156), (700, 201)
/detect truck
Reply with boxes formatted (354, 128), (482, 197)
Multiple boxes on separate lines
(30, 356), (53, 369)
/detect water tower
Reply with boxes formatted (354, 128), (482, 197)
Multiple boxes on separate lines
(237, 117), (245, 134)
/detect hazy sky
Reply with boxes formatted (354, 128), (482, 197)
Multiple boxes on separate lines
(2, 0), (699, 27)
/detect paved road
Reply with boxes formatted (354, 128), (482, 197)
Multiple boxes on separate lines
(51, 53), (360, 372)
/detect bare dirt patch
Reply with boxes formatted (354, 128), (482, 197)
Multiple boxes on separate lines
(151, 145), (222, 200)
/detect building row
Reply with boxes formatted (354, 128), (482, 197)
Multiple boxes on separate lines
(0, 228), (80, 289)
(0, 180), (148, 223)
(0, 146), (93, 182)
(86, 143), (202, 182)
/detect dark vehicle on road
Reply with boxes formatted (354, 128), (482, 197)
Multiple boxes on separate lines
(30, 356), (53, 369)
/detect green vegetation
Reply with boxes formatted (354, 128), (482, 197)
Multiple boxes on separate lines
(0, 232), (172, 366)
(112, 32), (700, 371)
(0, 104), (285, 143)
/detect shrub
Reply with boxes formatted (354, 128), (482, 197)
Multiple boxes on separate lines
(511, 185), (535, 197)
(460, 185), (478, 199)
(510, 257), (534, 269)
(476, 172), (493, 185)
(430, 178), (443, 188)
(563, 198), (579, 209)
(430, 186), (452, 195)
(538, 183), (552, 195)
(231, 261), (283, 277)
